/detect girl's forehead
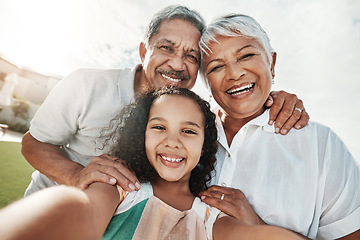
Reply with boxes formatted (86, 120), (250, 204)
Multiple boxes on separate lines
(150, 94), (204, 122)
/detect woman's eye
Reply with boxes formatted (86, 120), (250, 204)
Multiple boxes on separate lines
(208, 65), (223, 74)
(239, 53), (255, 61)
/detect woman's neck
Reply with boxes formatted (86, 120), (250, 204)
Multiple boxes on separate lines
(219, 107), (265, 146)
(151, 177), (195, 211)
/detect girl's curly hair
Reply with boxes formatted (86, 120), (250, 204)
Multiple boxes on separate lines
(107, 87), (217, 196)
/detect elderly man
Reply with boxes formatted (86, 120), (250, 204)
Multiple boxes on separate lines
(22, 5), (308, 196)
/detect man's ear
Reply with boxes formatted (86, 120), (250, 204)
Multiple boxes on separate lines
(270, 52), (277, 78)
(139, 42), (147, 63)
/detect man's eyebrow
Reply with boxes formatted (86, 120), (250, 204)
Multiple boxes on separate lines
(156, 39), (175, 46)
(156, 39), (199, 55)
(189, 49), (200, 56)
(206, 44), (254, 67)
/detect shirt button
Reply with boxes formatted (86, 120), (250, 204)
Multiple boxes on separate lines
(221, 182), (226, 187)
(227, 153), (231, 157)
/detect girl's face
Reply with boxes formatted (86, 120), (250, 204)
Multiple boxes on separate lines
(145, 94), (205, 183)
(202, 35), (276, 120)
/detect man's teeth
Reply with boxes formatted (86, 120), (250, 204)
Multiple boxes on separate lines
(161, 73), (182, 83)
(226, 83), (255, 95)
(161, 155), (183, 162)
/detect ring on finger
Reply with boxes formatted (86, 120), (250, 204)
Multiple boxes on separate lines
(294, 107), (302, 113)
(220, 193), (225, 200)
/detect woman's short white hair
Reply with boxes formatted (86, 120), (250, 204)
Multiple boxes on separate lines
(200, 14), (274, 80)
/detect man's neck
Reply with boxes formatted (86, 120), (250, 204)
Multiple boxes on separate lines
(134, 65), (151, 96)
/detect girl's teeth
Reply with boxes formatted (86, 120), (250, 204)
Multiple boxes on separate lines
(162, 155), (183, 162)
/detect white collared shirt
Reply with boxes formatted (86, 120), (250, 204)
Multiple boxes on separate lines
(210, 109), (360, 239)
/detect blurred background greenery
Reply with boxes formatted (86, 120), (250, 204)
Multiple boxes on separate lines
(0, 141), (34, 208)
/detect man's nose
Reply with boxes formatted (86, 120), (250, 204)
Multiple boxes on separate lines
(167, 54), (186, 71)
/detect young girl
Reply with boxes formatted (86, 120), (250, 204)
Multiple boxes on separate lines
(0, 87), (305, 240)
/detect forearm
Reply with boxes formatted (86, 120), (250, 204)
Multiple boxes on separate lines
(21, 132), (84, 186)
(213, 216), (308, 240)
(0, 183), (120, 240)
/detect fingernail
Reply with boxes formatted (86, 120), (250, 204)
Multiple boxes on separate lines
(268, 120), (274, 125)
(128, 183), (136, 191)
(295, 124), (301, 129)
(109, 178), (116, 184)
(135, 182), (141, 190)
(201, 195), (206, 200)
(275, 128), (280, 133)
(281, 129), (287, 135)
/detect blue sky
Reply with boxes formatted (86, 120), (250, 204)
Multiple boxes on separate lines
(0, 0), (359, 162)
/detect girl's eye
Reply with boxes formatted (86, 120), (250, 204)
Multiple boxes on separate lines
(152, 125), (165, 130)
(183, 129), (197, 135)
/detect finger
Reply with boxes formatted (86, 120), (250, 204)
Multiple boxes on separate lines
(278, 100), (304, 135)
(112, 162), (141, 190)
(77, 170), (118, 190)
(264, 95), (273, 108)
(80, 163), (139, 192)
(273, 94), (298, 133)
(91, 155), (141, 191)
(201, 185), (243, 200)
(295, 108), (310, 129)
(267, 91), (285, 126)
(201, 193), (240, 217)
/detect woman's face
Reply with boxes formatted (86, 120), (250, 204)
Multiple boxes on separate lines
(203, 35), (276, 120)
(145, 94), (205, 183)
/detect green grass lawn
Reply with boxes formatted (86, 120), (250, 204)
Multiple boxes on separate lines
(0, 141), (35, 208)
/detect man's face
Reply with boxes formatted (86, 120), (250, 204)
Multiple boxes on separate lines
(140, 19), (201, 90)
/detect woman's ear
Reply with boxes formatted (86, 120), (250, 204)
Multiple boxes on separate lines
(270, 52), (277, 78)
(139, 42), (147, 63)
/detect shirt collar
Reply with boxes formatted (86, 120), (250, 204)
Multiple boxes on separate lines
(214, 108), (275, 137)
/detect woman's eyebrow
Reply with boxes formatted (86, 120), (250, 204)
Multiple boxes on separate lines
(206, 44), (255, 67)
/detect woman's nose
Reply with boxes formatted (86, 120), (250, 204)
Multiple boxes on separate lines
(227, 62), (245, 81)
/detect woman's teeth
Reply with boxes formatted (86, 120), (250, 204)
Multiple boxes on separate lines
(161, 155), (183, 162)
(161, 73), (182, 83)
(226, 83), (255, 95)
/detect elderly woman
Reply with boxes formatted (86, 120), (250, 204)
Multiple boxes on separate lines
(199, 14), (360, 239)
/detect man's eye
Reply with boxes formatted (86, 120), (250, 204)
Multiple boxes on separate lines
(186, 54), (199, 63)
(159, 45), (172, 52)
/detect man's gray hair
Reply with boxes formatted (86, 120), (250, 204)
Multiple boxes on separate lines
(144, 5), (206, 47)
(200, 13), (274, 73)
